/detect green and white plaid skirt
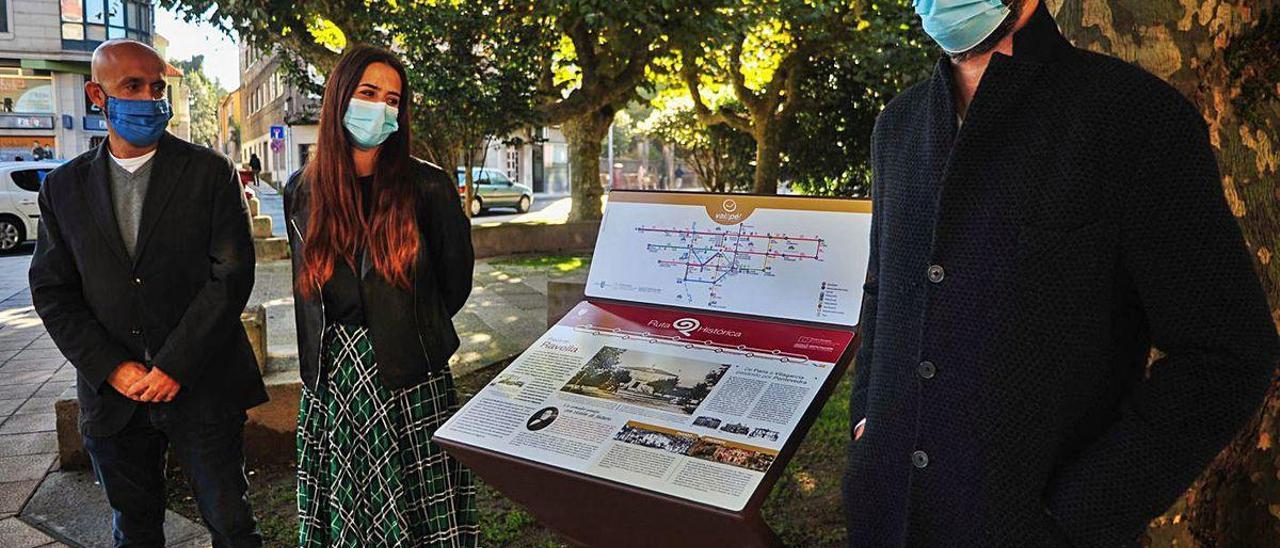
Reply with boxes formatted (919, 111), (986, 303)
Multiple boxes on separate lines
(297, 323), (478, 547)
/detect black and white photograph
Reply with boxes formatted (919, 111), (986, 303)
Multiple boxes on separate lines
(526, 407), (560, 431)
(613, 422), (698, 455)
(561, 346), (730, 415)
(693, 416), (722, 430)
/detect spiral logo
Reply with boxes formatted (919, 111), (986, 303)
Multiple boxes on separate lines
(722, 199), (738, 213)
(673, 317), (701, 336)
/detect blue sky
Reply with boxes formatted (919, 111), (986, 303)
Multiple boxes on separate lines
(154, 6), (241, 90)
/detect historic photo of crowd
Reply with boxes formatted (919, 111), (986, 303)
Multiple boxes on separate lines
(614, 422), (699, 455)
(613, 421), (778, 473)
(562, 346), (730, 415)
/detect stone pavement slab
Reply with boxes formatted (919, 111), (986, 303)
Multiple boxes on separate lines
(0, 413), (56, 435)
(0, 480), (40, 517)
(22, 470), (210, 548)
(0, 454), (56, 483)
(0, 432), (56, 458)
(0, 516), (59, 548)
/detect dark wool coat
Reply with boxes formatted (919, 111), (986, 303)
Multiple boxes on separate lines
(842, 3), (1280, 547)
(30, 134), (268, 437)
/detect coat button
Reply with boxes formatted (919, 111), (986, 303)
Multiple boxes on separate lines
(918, 361), (936, 379)
(133, 277), (142, 285)
(927, 264), (945, 283)
(912, 450), (929, 469)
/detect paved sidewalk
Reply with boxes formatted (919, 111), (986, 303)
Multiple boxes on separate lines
(0, 251), (72, 547)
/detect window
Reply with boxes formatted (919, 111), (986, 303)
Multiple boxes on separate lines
(1, 0), (10, 34)
(489, 171), (512, 185)
(11, 169), (50, 192)
(0, 69), (55, 113)
(61, 0), (151, 49)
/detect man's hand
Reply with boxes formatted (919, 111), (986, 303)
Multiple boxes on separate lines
(106, 361), (149, 398)
(854, 418), (867, 441)
(127, 367), (181, 403)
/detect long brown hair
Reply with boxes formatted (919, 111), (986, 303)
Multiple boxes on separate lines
(298, 44), (418, 298)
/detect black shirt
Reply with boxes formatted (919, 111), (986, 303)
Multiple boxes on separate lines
(321, 175), (373, 326)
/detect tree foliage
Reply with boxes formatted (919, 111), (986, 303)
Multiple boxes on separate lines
(640, 93), (754, 193)
(677, 0), (863, 194)
(782, 0), (933, 198)
(171, 55), (227, 148)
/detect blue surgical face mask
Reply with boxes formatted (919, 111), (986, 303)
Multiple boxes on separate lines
(104, 94), (172, 147)
(343, 98), (399, 149)
(914, 0), (1012, 54)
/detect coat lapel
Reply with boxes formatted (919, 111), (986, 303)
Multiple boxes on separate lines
(932, 1), (1069, 189)
(132, 133), (189, 265)
(80, 142), (132, 268)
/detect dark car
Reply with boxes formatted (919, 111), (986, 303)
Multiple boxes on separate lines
(456, 168), (534, 216)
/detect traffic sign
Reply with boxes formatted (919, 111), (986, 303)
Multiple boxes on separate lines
(269, 125), (285, 140)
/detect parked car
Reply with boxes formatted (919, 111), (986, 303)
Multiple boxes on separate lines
(0, 161), (60, 253)
(456, 167), (534, 216)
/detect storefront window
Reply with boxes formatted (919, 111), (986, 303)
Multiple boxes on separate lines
(0, 70), (55, 114)
(0, 137), (56, 162)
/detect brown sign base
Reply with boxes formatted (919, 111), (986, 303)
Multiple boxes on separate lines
(435, 437), (783, 547)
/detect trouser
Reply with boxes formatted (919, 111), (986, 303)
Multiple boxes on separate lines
(82, 405), (262, 548)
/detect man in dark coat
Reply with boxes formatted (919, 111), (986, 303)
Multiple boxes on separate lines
(843, 1), (1280, 546)
(29, 40), (266, 546)
(248, 152), (262, 186)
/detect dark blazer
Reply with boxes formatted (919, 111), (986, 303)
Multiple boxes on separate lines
(843, 3), (1280, 547)
(29, 134), (268, 438)
(284, 159), (474, 390)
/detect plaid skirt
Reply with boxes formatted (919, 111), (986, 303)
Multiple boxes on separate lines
(297, 323), (478, 547)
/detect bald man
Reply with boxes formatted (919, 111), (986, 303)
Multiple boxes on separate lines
(29, 39), (266, 547)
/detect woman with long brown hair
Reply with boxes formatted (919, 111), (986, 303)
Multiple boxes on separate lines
(283, 44), (477, 547)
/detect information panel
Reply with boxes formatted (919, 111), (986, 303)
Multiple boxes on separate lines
(434, 300), (854, 511)
(585, 192), (872, 326)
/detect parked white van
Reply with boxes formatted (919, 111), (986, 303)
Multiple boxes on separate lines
(0, 161), (60, 252)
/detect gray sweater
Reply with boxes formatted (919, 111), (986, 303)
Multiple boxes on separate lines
(107, 155), (154, 259)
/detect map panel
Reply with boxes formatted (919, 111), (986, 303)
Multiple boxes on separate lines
(586, 192), (872, 326)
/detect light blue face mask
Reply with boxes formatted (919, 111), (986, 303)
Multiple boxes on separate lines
(914, 0), (1012, 54)
(343, 98), (399, 149)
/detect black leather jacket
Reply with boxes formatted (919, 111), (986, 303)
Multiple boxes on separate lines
(284, 159), (474, 390)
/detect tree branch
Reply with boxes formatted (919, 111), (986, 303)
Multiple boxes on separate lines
(727, 35), (763, 114)
(566, 16), (599, 89)
(681, 57), (753, 134)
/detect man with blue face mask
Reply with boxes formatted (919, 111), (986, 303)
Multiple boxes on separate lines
(843, 1), (1279, 546)
(29, 40), (266, 547)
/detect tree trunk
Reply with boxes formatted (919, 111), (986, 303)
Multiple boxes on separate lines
(752, 121), (783, 194)
(1051, 1), (1280, 545)
(562, 106), (615, 221)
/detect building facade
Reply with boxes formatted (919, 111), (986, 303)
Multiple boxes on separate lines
(479, 125), (571, 195)
(238, 42), (317, 184)
(0, 0), (154, 160)
(151, 34), (189, 142)
(216, 87), (241, 162)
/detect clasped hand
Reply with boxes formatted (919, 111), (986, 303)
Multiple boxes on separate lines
(107, 361), (181, 402)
